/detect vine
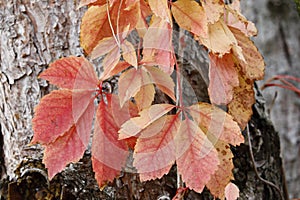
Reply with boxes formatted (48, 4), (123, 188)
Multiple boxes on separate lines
(31, 0), (266, 199)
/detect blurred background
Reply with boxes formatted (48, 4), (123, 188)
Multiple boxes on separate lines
(241, 0), (300, 198)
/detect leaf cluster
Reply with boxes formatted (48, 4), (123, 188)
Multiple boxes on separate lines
(31, 0), (265, 199)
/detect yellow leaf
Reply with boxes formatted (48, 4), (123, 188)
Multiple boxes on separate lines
(228, 69), (255, 130)
(171, 0), (207, 37)
(200, 0), (224, 24)
(148, 0), (172, 23)
(200, 20), (237, 55)
(134, 84), (155, 111)
(121, 40), (138, 68)
(230, 27), (265, 80)
(119, 104), (175, 139)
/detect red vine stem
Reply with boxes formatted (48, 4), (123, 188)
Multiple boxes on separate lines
(246, 124), (284, 200)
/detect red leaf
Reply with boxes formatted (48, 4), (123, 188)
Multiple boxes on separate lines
(31, 90), (95, 145)
(133, 114), (180, 181)
(119, 104), (175, 139)
(175, 118), (219, 193)
(144, 66), (176, 101)
(43, 99), (94, 179)
(92, 94), (130, 187)
(189, 102), (244, 146)
(171, 0), (207, 37)
(225, 182), (240, 200)
(208, 53), (239, 105)
(39, 56), (98, 90)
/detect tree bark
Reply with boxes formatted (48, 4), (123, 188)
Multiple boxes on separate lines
(0, 1), (289, 199)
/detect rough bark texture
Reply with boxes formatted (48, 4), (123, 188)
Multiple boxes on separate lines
(241, 0), (300, 198)
(0, 0), (295, 199)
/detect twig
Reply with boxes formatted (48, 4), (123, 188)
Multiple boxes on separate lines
(246, 124), (284, 200)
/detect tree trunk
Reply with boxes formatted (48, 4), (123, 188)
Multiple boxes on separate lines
(0, 1), (290, 199)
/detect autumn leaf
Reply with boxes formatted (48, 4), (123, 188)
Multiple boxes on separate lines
(101, 46), (121, 80)
(228, 68), (255, 130)
(172, 187), (188, 200)
(39, 56), (98, 90)
(144, 66), (176, 101)
(200, 0), (224, 24)
(90, 37), (118, 60)
(121, 40), (138, 68)
(175, 118), (219, 193)
(206, 140), (234, 199)
(119, 104), (175, 139)
(133, 114), (180, 181)
(80, 2), (139, 54)
(80, 5), (108, 54)
(92, 94), (131, 187)
(225, 183), (240, 200)
(148, 0), (172, 23)
(43, 99), (95, 179)
(100, 61), (131, 81)
(171, 0), (207, 38)
(189, 102), (244, 146)
(142, 16), (175, 74)
(230, 27), (265, 80)
(225, 1), (257, 37)
(134, 84), (155, 111)
(200, 20), (237, 55)
(118, 67), (152, 106)
(208, 53), (239, 105)
(31, 90), (95, 145)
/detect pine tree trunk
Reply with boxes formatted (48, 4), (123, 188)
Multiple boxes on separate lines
(0, 1), (291, 199)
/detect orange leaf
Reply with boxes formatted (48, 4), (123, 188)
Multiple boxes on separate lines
(228, 69), (255, 130)
(80, 5), (108, 54)
(31, 90), (95, 145)
(148, 0), (172, 22)
(119, 104), (175, 139)
(134, 84), (155, 111)
(142, 16), (174, 74)
(206, 140), (234, 199)
(171, 0), (207, 38)
(200, 20), (237, 55)
(200, 0), (224, 24)
(80, 2), (139, 54)
(121, 40), (138, 68)
(189, 102), (244, 146)
(133, 114), (180, 181)
(43, 99), (94, 179)
(144, 66), (176, 101)
(230, 27), (265, 80)
(208, 53), (239, 105)
(118, 67), (152, 106)
(225, 1), (257, 37)
(92, 94), (130, 187)
(175, 118), (219, 193)
(39, 56), (98, 90)
(225, 183), (240, 200)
